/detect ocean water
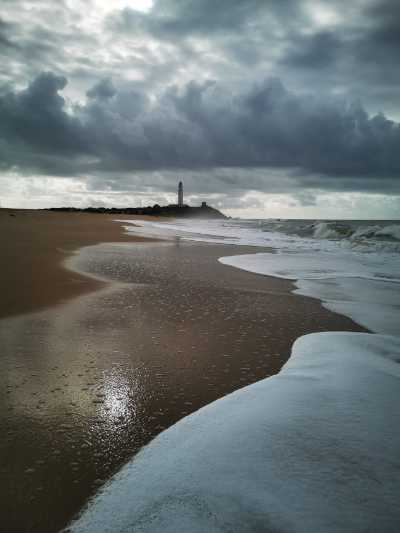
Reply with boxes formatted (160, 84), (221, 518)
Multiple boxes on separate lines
(122, 217), (400, 253)
(69, 217), (400, 532)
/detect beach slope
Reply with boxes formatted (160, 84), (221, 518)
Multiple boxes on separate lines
(0, 209), (152, 318)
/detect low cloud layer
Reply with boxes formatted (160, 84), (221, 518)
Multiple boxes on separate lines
(0, 72), (399, 194)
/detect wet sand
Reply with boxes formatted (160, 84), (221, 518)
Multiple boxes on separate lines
(0, 209), (154, 319)
(0, 212), (367, 532)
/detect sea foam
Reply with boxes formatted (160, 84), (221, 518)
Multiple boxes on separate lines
(219, 250), (400, 335)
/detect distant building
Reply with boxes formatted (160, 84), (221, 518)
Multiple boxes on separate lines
(201, 201), (207, 208)
(178, 181), (183, 207)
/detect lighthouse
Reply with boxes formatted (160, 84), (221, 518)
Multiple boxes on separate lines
(178, 181), (183, 207)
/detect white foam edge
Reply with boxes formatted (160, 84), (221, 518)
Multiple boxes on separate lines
(219, 253), (400, 335)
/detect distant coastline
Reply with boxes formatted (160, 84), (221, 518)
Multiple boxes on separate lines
(45, 203), (227, 219)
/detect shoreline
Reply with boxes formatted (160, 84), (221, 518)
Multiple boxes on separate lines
(0, 209), (160, 319)
(0, 212), (368, 532)
(71, 330), (400, 532)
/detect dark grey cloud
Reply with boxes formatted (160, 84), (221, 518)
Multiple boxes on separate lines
(87, 79), (117, 101)
(0, 73), (87, 154)
(111, 0), (301, 39)
(282, 31), (342, 69)
(0, 17), (17, 49)
(0, 72), (399, 195)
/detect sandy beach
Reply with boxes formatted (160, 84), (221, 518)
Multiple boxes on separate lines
(0, 209), (157, 319)
(0, 210), (367, 532)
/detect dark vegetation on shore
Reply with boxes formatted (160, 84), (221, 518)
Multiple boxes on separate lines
(45, 203), (227, 219)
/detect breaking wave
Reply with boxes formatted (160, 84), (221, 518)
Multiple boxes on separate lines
(311, 221), (400, 244)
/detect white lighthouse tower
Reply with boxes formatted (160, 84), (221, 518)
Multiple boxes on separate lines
(178, 181), (183, 207)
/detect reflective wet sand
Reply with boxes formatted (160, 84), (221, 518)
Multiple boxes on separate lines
(0, 240), (366, 532)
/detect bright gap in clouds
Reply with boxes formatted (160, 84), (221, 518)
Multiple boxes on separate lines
(307, 1), (341, 26)
(92, 0), (153, 13)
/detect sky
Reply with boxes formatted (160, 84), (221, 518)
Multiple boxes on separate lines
(0, 0), (399, 218)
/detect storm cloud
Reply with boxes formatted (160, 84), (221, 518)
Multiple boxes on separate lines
(0, 0), (400, 211)
(1, 72), (399, 187)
